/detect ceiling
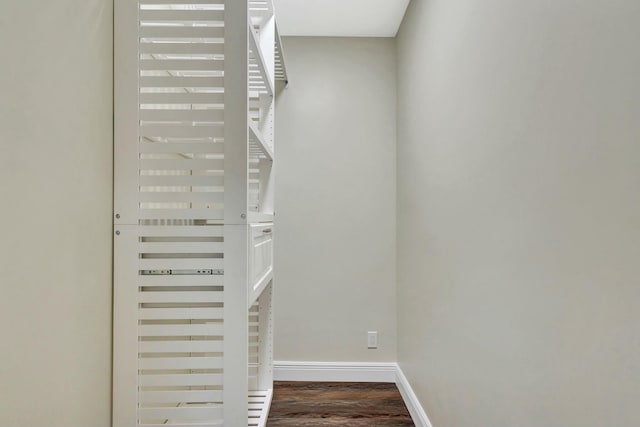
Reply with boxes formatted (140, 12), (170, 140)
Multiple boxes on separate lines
(273, 0), (411, 37)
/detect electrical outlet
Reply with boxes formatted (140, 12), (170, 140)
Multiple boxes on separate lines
(367, 331), (378, 349)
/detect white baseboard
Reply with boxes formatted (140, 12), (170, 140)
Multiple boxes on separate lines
(273, 361), (433, 427)
(394, 366), (433, 427)
(274, 361), (397, 383)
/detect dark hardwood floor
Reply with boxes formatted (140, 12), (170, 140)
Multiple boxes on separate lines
(267, 381), (415, 426)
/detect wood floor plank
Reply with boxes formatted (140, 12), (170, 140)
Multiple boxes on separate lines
(267, 382), (414, 427)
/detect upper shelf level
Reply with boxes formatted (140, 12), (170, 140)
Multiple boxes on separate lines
(247, 0), (288, 87)
(249, 0), (274, 24)
(274, 23), (288, 85)
(249, 24), (274, 97)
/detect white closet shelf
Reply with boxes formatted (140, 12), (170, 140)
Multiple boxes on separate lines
(248, 120), (274, 161)
(249, 270), (273, 309)
(249, 26), (274, 96)
(249, 0), (274, 26)
(139, 0), (225, 5)
(274, 23), (288, 85)
(247, 212), (274, 223)
(115, 0), (281, 424)
(248, 389), (273, 427)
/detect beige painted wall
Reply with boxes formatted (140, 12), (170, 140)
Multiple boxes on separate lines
(0, 1), (113, 425)
(396, 0), (640, 426)
(274, 37), (397, 362)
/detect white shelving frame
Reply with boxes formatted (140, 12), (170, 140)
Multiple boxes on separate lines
(113, 1), (286, 425)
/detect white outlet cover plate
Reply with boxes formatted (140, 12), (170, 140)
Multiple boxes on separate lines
(367, 331), (378, 349)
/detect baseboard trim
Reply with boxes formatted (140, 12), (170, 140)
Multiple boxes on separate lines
(273, 361), (433, 427)
(394, 366), (433, 427)
(274, 361), (397, 383)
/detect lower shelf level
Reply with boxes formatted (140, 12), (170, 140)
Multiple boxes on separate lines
(150, 389), (273, 427)
(248, 389), (273, 427)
